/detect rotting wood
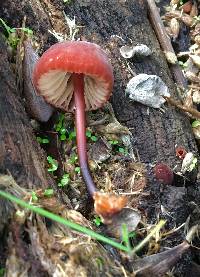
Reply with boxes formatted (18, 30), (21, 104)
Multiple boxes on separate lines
(0, 34), (55, 201)
(0, 33), (56, 271)
(0, 32), (65, 253)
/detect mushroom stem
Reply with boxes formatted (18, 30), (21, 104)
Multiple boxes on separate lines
(73, 73), (97, 196)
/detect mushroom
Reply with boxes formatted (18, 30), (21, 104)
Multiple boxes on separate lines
(32, 41), (126, 220)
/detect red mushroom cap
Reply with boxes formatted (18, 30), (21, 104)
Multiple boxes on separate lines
(154, 163), (174, 185)
(32, 41), (114, 112)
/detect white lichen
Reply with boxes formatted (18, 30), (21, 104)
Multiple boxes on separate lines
(126, 74), (170, 108)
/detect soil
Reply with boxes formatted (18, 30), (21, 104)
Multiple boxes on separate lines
(0, 0), (200, 276)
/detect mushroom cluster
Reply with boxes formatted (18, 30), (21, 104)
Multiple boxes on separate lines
(32, 41), (126, 219)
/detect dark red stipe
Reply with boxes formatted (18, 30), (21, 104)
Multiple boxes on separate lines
(73, 73), (97, 196)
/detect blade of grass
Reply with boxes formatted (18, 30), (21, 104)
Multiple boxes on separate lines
(121, 223), (132, 252)
(0, 190), (129, 252)
(131, 219), (166, 254)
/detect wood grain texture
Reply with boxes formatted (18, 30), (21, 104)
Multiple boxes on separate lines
(0, 34), (55, 228)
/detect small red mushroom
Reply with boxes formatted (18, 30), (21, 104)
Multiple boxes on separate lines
(32, 41), (126, 218)
(154, 163), (174, 185)
(175, 146), (187, 160)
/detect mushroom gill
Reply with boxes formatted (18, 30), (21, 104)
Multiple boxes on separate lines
(38, 69), (110, 111)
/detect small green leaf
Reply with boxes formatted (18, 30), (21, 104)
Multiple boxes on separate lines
(42, 138), (50, 144)
(118, 147), (125, 153)
(192, 120), (200, 128)
(109, 140), (119, 145)
(75, 166), (81, 174)
(55, 123), (62, 132)
(58, 174), (70, 187)
(44, 189), (54, 197)
(60, 134), (67, 141)
(93, 215), (102, 227)
(86, 130), (92, 138)
(48, 165), (58, 172)
(69, 130), (76, 140)
(60, 127), (66, 135)
(55, 113), (65, 132)
(69, 154), (78, 164)
(118, 147), (128, 155)
(37, 137), (49, 144)
(91, 136), (97, 142)
(31, 191), (38, 202)
(47, 156), (58, 172)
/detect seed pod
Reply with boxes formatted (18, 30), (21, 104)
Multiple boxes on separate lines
(190, 55), (200, 68)
(170, 18), (180, 39)
(180, 1), (192, 13)
(185, 71), (200, 83)
(194, 35), (200, 45)
(190, 3), (198, 17)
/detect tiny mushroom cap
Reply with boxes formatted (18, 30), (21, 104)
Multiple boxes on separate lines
(32, 41), (114, 111)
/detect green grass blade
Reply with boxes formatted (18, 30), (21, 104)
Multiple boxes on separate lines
(0, 190), (129, 252)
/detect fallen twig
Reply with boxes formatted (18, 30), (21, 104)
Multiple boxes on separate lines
(147, 0), (187, 89)
(164, 96), (200, 119)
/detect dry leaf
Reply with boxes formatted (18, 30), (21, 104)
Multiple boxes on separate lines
(170, 18), (180, 39)
(190, 55), (200, 68)
(170, 0), (179, 5)
(194, 35), (200, 45)
(193, 90), (200, 104)
(180, 1), (192, 13)
(185, 71), (200, 83)
(180, 14), (194, 27)
(190, 2), (198, 17)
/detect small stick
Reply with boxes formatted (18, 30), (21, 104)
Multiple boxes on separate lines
(147, 0), (188, 89)
(164, 96), (200, 119)
(188, 84), (200, 90)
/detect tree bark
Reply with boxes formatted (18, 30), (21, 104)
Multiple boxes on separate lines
(0, 33), (56, 223)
